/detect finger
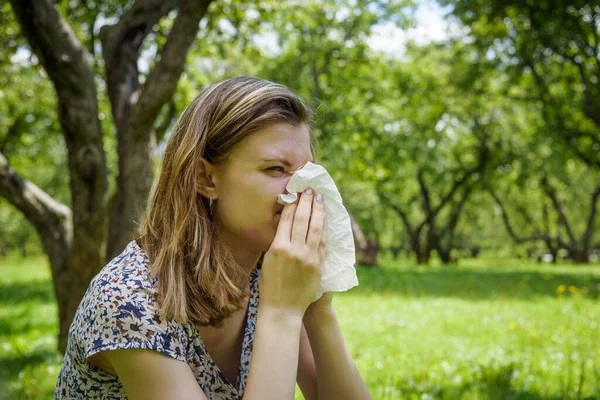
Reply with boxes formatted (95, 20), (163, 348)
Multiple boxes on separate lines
(318, 213), (328, 270)
(321, 212), (328, 248)
(306, 193), (325, 252)
(273, 197), (299, 245)
(291, 188), (315, 245)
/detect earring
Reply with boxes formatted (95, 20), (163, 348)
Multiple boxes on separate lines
(209, 196), (214, 219)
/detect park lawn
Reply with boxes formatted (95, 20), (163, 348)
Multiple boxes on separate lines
(1, 255), (599, 400)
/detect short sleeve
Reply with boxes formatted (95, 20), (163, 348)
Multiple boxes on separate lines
(77, 256), (189, 363)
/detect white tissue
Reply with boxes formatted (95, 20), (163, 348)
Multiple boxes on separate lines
(276, 162), (359, 301)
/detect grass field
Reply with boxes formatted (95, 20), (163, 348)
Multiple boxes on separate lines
(0, 254), (599, 399)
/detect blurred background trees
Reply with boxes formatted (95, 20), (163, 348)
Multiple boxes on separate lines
(1, 0), (598, 352)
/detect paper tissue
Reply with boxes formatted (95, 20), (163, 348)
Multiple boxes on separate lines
(277, 162), (359, 301)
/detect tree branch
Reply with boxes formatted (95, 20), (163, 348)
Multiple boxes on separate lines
(100, 0), (179, 132)
(430, 141), (489, 221)
(417, 168), (433, 220)
(582, 186), (600, 246)
(391, 204), (415, 239)
(9, 0), (94, 100)
(514, 201), (542, 235)
(0, 152), (72, 255)
(591, 12), (600, 72)
(131, 0), (212, 141)
(561, 52), (599, 126)
(486, 183), (565, 246)
(525, 55), (600, 168)
(439, 184), (474, 239)
(540, 176), (577, 247)
(9, 0), (100, 141)
(376, 181), (414, 237)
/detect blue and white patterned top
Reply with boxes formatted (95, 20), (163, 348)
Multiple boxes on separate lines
(55, 240), (261, 399)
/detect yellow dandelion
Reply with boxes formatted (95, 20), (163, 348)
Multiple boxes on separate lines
(557, 285), (566, 293)
(530, 330), (537, 337)
(568, 285), (577, 293)
(508, 323), (516, 330)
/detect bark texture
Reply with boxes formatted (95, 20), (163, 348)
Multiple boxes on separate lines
(7, 0), (212, 351)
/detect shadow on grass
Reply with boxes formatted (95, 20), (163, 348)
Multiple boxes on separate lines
(353, 265), (600, 301)
(395, 386), (596, 400)
(0, 280), (55, 305)
(0, 280), (56, 337)
(0, 309), (36, 336)
(0, 347), (59, 399)
(390, 362), (599, 400)
(0, 309), (57, 338)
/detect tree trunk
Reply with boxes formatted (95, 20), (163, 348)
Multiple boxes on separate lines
(437, 247), (452, 264)
(102, 0), (211, 260)
(106, 133), (154, 259)
(357, 238), (379, 266)
(569, 249), (589, 264)
(390, 245), (402, 260)
(410, 232), (430, 264)
(7, 0), (212, 352)
(0, 153), (74, 351)
(543, 240), (559, 264)
(415, 249), (430, 264)
(8, 0), (109, 351)
(350, 213), (378, 266)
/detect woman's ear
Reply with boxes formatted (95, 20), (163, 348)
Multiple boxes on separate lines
(196, 157), (219, 200)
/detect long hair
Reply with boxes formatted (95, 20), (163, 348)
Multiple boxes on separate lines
(137, 76), (317, 327)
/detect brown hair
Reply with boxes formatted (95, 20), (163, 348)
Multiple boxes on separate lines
(137, 76), (317, 327)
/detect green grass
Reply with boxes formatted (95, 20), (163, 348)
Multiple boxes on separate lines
(1, 254), (599, 399)
(0, 255), (62, 400)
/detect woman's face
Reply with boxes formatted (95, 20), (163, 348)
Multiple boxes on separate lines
(212, 122), (313, 253)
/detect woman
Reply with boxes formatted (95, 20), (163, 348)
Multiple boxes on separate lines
(55, 76), (372, 400)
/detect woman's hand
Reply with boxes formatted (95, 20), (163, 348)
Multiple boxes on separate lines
(304, 212), (334, 320)
(259, 187), (328, 318)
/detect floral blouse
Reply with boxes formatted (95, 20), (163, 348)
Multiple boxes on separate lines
(55, 240), (261, 399)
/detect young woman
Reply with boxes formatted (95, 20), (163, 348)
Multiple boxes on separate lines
(55, 76), (372, 400)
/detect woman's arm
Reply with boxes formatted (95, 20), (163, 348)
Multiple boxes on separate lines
(103, 305), (305, 400)
(103, 349), (209, 400)
(303, 306), (373, 400)
(242, 305), (305, 400)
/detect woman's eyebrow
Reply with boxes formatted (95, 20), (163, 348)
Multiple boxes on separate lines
(261, 157), (314, 165)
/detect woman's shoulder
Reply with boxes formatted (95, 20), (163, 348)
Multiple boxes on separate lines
(92, 240), (156, 295)
(72, 241), (189, 361)
(77, 240), (163, 330)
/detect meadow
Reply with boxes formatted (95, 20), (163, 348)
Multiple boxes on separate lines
(0, 254), (598, 399)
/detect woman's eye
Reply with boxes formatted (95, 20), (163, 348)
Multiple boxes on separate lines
(268, 166), (285, 173)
